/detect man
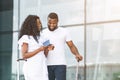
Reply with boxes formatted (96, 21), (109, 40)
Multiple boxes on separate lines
(42, 12), (83, 80)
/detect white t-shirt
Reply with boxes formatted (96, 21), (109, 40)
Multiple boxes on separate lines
(42, 27), (72, 65)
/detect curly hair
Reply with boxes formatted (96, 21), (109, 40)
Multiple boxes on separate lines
(18, 15), (42, 43)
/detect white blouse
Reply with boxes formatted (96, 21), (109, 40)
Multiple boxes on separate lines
(18, 35), (49, 80)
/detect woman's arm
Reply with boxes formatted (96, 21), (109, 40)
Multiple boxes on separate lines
(21, 42), (46, 59)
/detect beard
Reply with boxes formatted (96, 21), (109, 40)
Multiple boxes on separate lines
(48, 25), (58, 31)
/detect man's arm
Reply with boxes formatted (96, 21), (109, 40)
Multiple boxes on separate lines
(66, 41), (83, 61)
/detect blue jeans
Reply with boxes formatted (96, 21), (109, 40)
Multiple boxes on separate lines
(47, 65), (66, 80)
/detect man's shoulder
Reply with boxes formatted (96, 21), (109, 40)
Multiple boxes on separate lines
(59, 27), (68, 32)
(58, 27), (66, 31)
(59, 27), (64, 29)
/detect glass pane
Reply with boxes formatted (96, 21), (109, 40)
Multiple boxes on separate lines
(87, 0), (120, 22)
(0, 33), (12, 80)
(17, 0), (84, 28)
(86, 23), (120, 80)
(0, 0), (13, 79)
(12, 32), (25, 80)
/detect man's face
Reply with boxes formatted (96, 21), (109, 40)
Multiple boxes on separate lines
(47, 18), (58, 31)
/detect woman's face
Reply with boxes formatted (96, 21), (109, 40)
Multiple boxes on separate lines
(36, 19), (42, 31)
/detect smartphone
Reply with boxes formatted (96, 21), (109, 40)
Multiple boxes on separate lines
(43, 40), (50, 46)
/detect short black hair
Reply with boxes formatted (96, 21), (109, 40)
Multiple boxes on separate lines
(48, 12), (58, 21)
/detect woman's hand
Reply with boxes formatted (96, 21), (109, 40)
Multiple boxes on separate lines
(39, 46), (47, 51)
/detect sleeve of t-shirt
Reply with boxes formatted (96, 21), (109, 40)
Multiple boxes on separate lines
(18, 35), (29, 50)
(65, 29), (72, 42)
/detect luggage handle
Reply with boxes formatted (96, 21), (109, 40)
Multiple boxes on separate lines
(75, 60), (80, 80)
(17, 58), (27, 61)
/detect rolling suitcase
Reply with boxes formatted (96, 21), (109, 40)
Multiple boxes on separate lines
(17, 58), (27, 80)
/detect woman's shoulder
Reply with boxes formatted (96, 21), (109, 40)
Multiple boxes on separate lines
(20, 35), (29, 39)
(18, 35), (30, 43)
(18, 35), (29, 49)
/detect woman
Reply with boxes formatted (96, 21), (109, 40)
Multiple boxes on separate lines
(18, 15), (49, 80)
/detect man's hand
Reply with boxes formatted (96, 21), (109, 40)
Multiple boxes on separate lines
(47, 44), (54, 51)
(75, 54), (83, 62)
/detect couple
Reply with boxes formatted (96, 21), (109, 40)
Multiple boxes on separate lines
(18, 12), (83, 80)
